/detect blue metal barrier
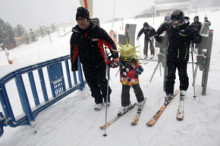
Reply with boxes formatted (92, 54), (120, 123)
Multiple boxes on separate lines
(0, 55), (86, 136)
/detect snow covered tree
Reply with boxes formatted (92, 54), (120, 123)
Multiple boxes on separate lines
(40, 26), (46, 38)
(0, 19), (5, 46)
(23, 33), (29, 44)
(0, 19), (16, 49)
(51, 23), (56, 33)
(4, 22), (16, 48)
(29, 28), (36, 42)
(14, 24), (25, 37)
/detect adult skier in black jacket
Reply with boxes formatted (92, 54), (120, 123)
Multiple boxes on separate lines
(154, 9), (201, 103)
(70, 7), (118, 111)
(191, 16), (202, 34)
(137, 22), (156, 59)
(191, 16), (202, 49)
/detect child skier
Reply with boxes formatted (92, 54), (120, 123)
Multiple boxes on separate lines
(107, 41), (146, 116)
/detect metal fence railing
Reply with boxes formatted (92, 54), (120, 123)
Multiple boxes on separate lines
(0, 55), (85, 137)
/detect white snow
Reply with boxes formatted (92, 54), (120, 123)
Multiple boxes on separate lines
(0, 51), (9, 66)
(0, 9), (220, 146)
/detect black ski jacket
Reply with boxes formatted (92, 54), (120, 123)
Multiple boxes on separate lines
(155, 21), (201, 63)
(70, 22), (118, 71)
(137, 25), (156, 40)
(191, 21), (202, 34)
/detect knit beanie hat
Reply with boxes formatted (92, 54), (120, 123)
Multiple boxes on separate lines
(76, 7), (90, 20)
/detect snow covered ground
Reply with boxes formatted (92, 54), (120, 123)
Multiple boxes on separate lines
(0, 8), (220, 146)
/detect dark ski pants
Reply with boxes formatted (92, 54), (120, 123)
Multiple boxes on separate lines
(121, 84), (144, 106)
(165, 61), (189, 95)
(83, 68), (111, 104)
(144, 38), (155, 56)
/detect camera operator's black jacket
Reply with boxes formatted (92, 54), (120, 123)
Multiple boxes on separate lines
(191, 21), (202, 34)
(155, 22), (201, 63)
(70, 22), (118, 71)
(137, 25), (156, 40)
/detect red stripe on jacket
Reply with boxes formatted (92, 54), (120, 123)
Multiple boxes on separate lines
(98, 39), (113, 62)
(73, 46), (78, 63)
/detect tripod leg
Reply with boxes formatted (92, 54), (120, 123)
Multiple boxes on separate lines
(150, 61), (160, 82)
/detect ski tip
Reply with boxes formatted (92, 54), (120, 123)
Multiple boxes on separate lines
(146, 124), (153, 127)
(131, 123), (137, 126)
(176, 117), (184, 121)
(103, 134), (107, 137)
(100, 126), (106, 130)
(146, 123), (154, 127)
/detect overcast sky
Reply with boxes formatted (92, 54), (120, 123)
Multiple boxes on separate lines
(0, 0), (79, 30)
(0, 0), (154, 30)
(0, 0), (219, 30)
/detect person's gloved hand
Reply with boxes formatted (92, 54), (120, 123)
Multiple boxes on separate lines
(111, 52), (118, 59)
(127, 69), (137, 77)
(135, 65), (144, 75)
(107, 57), (119, 68)
(155, 34), (162, 42)
(106, 59), (111, 66)
(192, 34), (202, 44)
(111, 57), (119, 68)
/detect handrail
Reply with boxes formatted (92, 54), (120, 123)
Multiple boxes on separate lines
(0, 55), (86, 136)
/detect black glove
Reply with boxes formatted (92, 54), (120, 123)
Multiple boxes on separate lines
(179, 25), (193, 35)
(111, 51), (118, 59)
(192, 34), (202, 44)
(155, 34), (162, 42)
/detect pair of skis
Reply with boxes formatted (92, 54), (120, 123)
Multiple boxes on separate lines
(100, 90), (184, 130)
(100, 98), (147, 130)
(147, 90), (184, 127)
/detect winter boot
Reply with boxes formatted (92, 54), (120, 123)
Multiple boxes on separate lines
(150, 54), (154, 59)
(164, 94), (173, 106)
(104, 102), (111, 107)
(94, 103), (103, 111)
(117, 104), (133, 116)
(180, 90), (186, 100)
(137, 98), (146, 112)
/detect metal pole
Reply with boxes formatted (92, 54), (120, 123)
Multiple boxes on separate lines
(192, 63), (199, 87)
(202, 30), (213, 95)
(191, 43), (196, 99)
(103, 49), (110, 137)
(112, 0), (116, 29)
(150, 61), (160, 82)
(159, 61), (162, 76)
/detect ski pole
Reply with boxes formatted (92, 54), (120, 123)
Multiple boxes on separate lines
(103, 48), (110, 137)
(115, 69), (120, 77)
(191, 43), (196, 99)
(149, 61), (160, 82)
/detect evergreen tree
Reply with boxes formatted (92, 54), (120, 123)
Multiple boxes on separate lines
(29, 28), (36, 42)
(4, 22), (16, 48)
(0, 19), (6, 46)
(14, 24), (25, 37)
(0, 18), (16, 48)
(51, 23), (56, 33)
(24, 33), (29, 44)
(40, 26), (46, 38)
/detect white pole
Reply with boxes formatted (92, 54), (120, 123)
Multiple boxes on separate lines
(112, 0), (116, 29)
